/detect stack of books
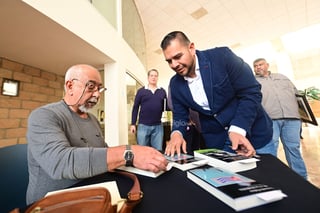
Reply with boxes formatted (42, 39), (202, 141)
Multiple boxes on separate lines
(194, 148), (259, 172)
(187, 165), (287, 211)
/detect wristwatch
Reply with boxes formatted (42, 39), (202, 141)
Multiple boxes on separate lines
(124, 145), (134, 167)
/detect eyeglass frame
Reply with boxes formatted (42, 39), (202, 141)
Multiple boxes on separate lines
(71, 78), (107, 93)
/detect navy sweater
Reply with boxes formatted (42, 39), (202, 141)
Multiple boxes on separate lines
(131, 87), (167, 126)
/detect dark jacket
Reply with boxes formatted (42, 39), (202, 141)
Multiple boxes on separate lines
(169, 47), (272, 149)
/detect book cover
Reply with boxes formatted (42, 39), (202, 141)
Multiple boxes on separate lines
(164, 153), (208, 171)
(187, 165), (287, 211)
(194, 148), (259, 172)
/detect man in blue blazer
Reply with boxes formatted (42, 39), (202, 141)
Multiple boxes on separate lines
(160, 31), (275, 157)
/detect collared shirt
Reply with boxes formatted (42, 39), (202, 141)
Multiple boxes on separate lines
(184, 56), (210, 111)
(145, 84), (160, 94)
(183, 55), (246, 136)
(256, 72), (300, 119)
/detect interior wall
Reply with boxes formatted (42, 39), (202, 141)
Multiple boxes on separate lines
(0, 57), (64, 148)
(92, 0), (117, 30)
(23, 0), (148, 147)
(122, 0), (147, 70)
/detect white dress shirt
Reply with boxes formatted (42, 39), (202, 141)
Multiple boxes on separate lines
(184, 55), (246, 137)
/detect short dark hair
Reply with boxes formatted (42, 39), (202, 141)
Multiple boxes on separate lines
(253, 58), (266, 65)
(160, 31), (190, 50)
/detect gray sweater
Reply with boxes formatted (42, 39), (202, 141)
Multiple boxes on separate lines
(256, 73), (300, 119)
(26, 100), (108, 204)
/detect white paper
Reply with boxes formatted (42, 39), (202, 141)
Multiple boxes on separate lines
(256, 190), (287, 202)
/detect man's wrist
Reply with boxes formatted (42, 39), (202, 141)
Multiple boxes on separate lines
(170, 130), (183, 138)
(123, 145), (134, 167)
(228, 125), (246, 136)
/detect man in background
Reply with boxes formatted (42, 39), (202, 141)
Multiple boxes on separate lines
(253, 58), (308, 179)
(130, 69), (168, 151)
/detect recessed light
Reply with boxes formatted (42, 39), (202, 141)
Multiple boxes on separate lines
(190, 7), (208, 20)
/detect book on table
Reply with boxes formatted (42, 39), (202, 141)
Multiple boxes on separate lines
(164, 153), (208, 171)
(194, 148), (259, 172)
(187, 165), (287, 211)
(116, 163), (173, 178)
(116, 166), (164, 178)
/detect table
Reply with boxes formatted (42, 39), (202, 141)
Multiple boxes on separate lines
(75, 154), (320, 213)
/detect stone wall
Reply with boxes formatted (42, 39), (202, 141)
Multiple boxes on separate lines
(0, 58), (64, 147)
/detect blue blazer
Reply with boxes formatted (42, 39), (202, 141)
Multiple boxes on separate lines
(169, 47), (272, 149)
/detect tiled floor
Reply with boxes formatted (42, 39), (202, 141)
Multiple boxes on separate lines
(278, 120), (320, 188)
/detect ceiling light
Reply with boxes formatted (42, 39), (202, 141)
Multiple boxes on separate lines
(190, 7), (208, 20)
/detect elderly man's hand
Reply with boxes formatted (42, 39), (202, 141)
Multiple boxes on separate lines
(132, 145), (169, 173)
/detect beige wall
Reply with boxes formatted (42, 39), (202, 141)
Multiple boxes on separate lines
(122, 0), (147, 69)
(92, 0), (117, 30)
(0, 58), (64, 147)
(23, 0), (147, 147)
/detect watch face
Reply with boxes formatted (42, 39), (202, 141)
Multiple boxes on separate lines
(125, 150), (134, 160)
(125, 150), (134, 166)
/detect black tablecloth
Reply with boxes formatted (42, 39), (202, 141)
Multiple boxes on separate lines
(75, 154), (320, 213)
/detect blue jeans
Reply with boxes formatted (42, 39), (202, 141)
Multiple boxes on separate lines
(255, 139), (277, 156)
(137, 124), (163, 151)
(272, 119), (308, 179)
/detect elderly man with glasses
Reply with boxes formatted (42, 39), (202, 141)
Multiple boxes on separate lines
(26, 64), (168, 204)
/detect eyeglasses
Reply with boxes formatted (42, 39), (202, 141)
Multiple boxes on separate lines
(72, 79), (107, 93)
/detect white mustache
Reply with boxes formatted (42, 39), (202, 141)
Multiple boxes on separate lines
(87, 97), (98, 104)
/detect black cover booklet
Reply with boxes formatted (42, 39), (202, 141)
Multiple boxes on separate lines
(194, 148), (259, 172)
(164, 153), (208, 171)
(187, 165), (287, 211)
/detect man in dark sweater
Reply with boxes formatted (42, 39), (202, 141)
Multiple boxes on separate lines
(130, 69), (168, 151)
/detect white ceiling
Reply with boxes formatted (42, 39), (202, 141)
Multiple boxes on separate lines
(134, 0), (320, 82)
(1, 0), (320, 80)
(0, 0), (111, 76)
